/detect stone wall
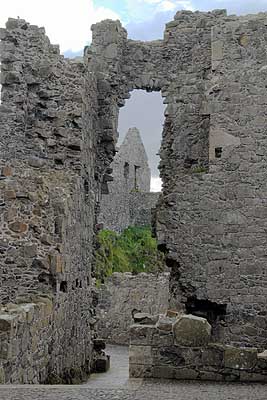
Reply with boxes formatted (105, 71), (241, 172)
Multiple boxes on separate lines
(156, 12), (267, 348)
(129, 192), (159, 228)
(88, 10), (267, 350)
(0, 300), (53, 384)
(2, 8), (267, 384)
(0, 18), (104, 383)
(129, 313), (267, 382)
(99, 127), (157, 232)
(96, 272), (170, 345)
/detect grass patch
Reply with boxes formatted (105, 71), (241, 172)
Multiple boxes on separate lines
(94, 226), (165, 284)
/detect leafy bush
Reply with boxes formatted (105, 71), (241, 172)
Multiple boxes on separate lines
(94, 226), (165, 283)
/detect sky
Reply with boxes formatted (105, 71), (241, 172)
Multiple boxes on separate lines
(1, 0), (267, 190)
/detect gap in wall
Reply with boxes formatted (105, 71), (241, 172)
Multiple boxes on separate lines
(118, 90), (165, 192)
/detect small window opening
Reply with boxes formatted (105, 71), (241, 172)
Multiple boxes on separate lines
(59, 281), (68, 293)
(54, 158), (64, 166)
(215, 147), (222, 159)
(134, 165), (140, 190)
(124, 162), (129, 179)
(84, 179), (89, 195)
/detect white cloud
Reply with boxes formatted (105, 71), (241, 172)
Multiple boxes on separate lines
(151, 177), (162, 192)
(0, 0), (121, 53)
(158, 1), (177, 11)
(143, 0), (195, 12)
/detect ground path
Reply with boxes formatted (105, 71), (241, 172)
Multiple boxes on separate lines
(0, 345), (266, 400)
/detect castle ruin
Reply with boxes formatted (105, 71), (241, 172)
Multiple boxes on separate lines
(99, 127), (159, 232)
(1, 8), (267, 384)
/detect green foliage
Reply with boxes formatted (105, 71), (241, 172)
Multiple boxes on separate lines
(94, 226), (165, 283)
(191, 166), (208, 174)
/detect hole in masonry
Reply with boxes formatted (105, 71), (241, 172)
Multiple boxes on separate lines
(84, 179), (89, 194)
(60, 281), (68, 293)
(215, 147), (222, 159)
(185, 297), (227, 324)
(124, 162), (129, 179)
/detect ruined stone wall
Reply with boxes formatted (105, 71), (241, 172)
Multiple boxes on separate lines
(98, 127), (156, 232)
(129, 314), (267, 382)
(129, 192), (159, 228)
(96, 272), (170, 345)
(156, 12), (267, 349)
(89, 10), (267, 350)
(0, 18), (99, 383)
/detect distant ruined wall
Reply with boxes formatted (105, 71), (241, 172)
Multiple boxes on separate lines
(99, 127), (158, 232)
(96, 272), (170, 345)
(88, 9), (267, 349)
(0, 18), (102, 383)
(129, 192), (160, 228)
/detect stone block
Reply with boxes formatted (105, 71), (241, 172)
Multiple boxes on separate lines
(258, 350), (267, 360)
(156, 314), (174, 332)
(0, 314), (16, 333)
(239, 371), (267, 383)
(174, 367), (199, 380)
(8, 221), (28, 234)
(129, 324), (157, 345)
(133, 313), (158, 325)
(199, 369), (223, 381)
(224, 347), (258, 370)
(49, 254), (64, 274)
(1, 166), (12, 177)
(202, 345), (224, 368)
(0, 366), (5, 384)
(94, 355), (110, 373)
(166, 310), (180, 318)
(152, 365), (175, 379)
(129, 345), (152, 365)
(212, 40), (223, 61)
(152, 346), (187, 368)
(129, 363), (152, 378)
(173, 315), (211, 347)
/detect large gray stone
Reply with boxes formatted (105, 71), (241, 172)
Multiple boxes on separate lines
(173, 315), (211, 347)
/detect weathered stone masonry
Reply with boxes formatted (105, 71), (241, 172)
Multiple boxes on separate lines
(96, 272), (170, 345)
(87, 9), (267, 351)
(0, 18), (104, 383)
(99, 127), (159, 232)
(1, 8), (267, 384)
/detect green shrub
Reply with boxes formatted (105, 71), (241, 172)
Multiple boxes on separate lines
(94, 226), (165, 283)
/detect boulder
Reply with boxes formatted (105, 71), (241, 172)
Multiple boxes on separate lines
(173, 314), (211, 346)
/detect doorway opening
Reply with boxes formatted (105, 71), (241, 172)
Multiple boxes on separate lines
(118, 90), (165, 193)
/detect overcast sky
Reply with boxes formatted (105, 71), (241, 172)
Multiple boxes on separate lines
(1, 0), (267, 190)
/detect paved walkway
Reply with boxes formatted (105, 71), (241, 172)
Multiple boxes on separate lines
(0, 345), (267, 400)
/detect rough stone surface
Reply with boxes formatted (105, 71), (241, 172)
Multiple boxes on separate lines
(0, 18), (106, 383)
(173, 314), (212, 347)
(96, 273), (170, 345)
(87, 9), (267, 350)
(99, 127), (159, 232)
(129, 315), (267, 382)
(2, 7), (267, 384)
